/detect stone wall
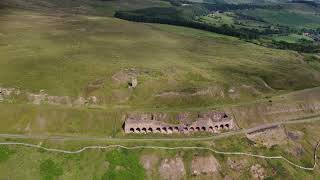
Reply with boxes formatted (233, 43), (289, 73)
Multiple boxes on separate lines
(123, 111), (234, 134)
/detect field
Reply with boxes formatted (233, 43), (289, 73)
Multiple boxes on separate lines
(197, 12), (234, 26)
(1, 9), (320, 109)
(1, 0), (320, 179)
(241, 7), (320, 29)
(0, 119), (319, 179)
(272, 34), (314, 44)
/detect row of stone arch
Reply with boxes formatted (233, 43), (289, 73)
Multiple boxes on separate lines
(128, 123), (230, 133)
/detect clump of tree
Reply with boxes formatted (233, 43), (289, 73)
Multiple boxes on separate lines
(114, 7), (261, 39)
(270, 40), (320, 53)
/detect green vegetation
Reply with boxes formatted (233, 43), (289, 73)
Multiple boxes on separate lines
(0, 146), (12, 162)
(272, 34), (314, 44)
(40, 159), (63, 180)
(197, 12), (234, 26)
(102, 149), (145, 180)
(0, 120), (319, 179)
(242, 8), (320, 29)
(0, 0), (320, 179)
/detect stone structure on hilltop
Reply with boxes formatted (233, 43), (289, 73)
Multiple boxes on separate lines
(123, 111), (235, 134)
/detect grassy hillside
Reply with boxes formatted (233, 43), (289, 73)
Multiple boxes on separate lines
(0, 0), (171, 16)
(0, 119), (319, 179)
(0, 1), (320, 179)
(1, 8), (320, 109)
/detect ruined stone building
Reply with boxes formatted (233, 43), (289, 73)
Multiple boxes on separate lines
(123, 111), (235, 134)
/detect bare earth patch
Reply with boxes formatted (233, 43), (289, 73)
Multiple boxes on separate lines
(227, 157), (248, 171)
(250, 164), (266, 180)
(246, 125), (288, 148)
(159, 157), (185, 180)
(190, 155), (220, 176)
(140, 154), (159, 177)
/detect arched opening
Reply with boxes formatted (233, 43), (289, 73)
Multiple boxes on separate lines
(196, 127), (200, 131)
(215, 125), (219, 129)
(162, 127), (167, 133)
(130, 128), (135, 133)
(174, 127), (179, 132)
(183, 127), (188, 131)
(148, 127), (153, 133)
(156, 127), (161, 133)
(201, 127), (206, 131)
(225, 124), (230, 129)
(168, 127), (173, 131)
(142, 127), (147, 133)
(190, 127), (194, 131)
(220, 124), (224, 129)
(136, 128), (141, 133)
(209, 126), (213, 132)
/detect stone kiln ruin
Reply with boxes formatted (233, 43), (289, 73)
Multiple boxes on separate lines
(123, 111), (235, 134)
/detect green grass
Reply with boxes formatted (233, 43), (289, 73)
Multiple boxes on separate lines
(102, 149), (145, 180)
(1, 9), (320, 110)
(0, 121), (319, 179)
(272, 34), (314, 44)
(197, 12), (234, 26)
(0, 146), (12, 162)
(40, 159), (63, 180)
(242, 8), (320, 29)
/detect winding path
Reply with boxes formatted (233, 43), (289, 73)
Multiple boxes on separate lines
(0, 115), (319, 142)
(0, 114), (319, 171)
(0, 141), (319, 171)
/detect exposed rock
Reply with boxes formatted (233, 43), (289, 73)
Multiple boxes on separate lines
(0, 87), (19, 102)
(228, 87), (240, 100)
(246, 125), (288, 148)
(27, 92), (47, 105)
(250, 164), (266, 180)
(128, 77), (138, 88)
(140, 154), (159, 177)
(73, 96), (88, 106)
(27, 90), (98, 107)
(192, 86), (225, 98)
(155, 91), (187, 98)
(159, 157), (185, 180)
(112, 69), (139, 88)
(190, 155), (220, 176)
(227, 157), (248, 171)
(47, 95), (71, 106)
(88, 96), (98, 104)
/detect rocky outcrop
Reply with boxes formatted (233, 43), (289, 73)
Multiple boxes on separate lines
(0, 87), (20, 102)
(250, 164), (266, 180)
(112, 68), (139, 88)
(246, 125), (288, 148)
(190, 155), (220, 176)
(0, 87), (98, 107)
(27, 91), (98, 107)
(227, 157), (248, 171)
